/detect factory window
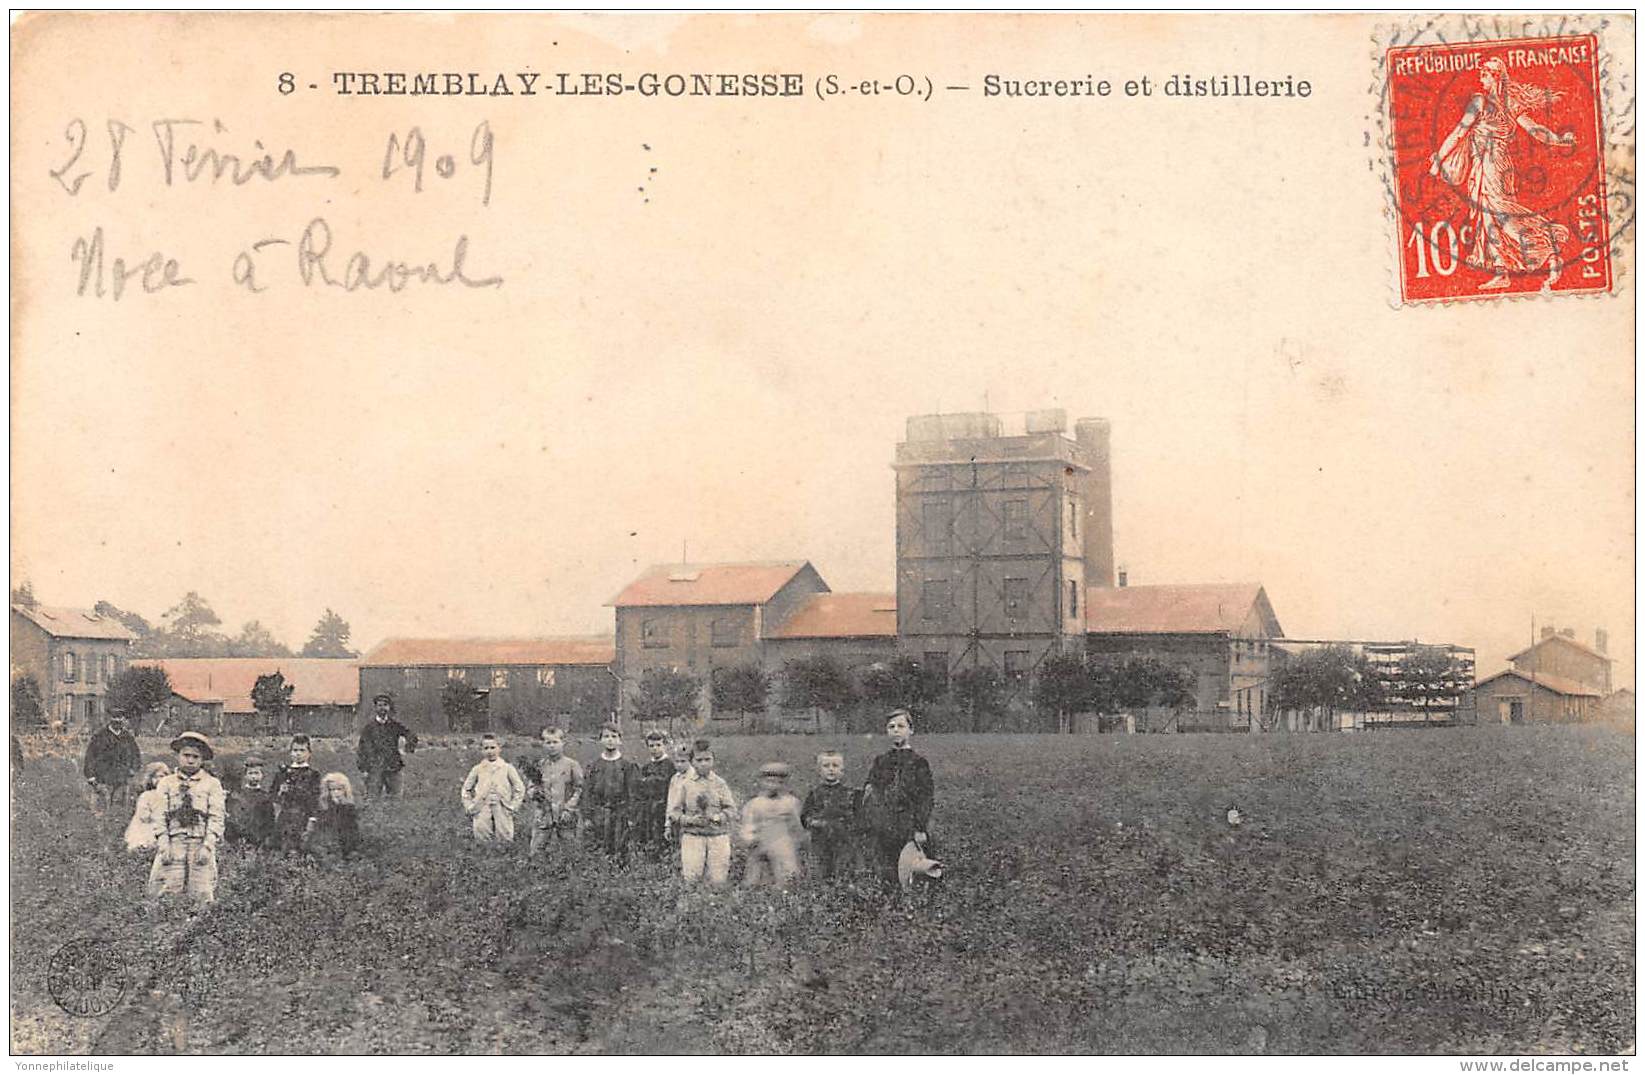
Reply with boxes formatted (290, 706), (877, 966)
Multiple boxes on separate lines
(62, 652), (77, 683)
(1068, 580), (1079, 618)
(447, 667), (467, 682)
(923, 653), (949, 692)
(492, 667), (510, 689)
(642, 619), (670, 648)
(536, 668), (557, 688)
(1003, 499), (1028, 541)
(103, 654), (116, 680)
(710, 617), (741, 648)
(1003, 578), (1029, 619)
(921, 580), (951, 619)
(1004, 649), (1032, 682)
(404, 668), (423, 689)
(922, 500), (951, 553)
(1067, 497), (1079, 541)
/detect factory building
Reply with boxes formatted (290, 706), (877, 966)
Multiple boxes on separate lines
(893, 410), (1110, 696)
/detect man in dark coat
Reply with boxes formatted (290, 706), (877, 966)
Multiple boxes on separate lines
(860, 709), (935, 892)
(82, 714), (141, 817)
(356, 692), (418, 801)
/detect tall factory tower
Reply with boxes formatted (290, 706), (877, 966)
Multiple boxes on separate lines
(893, 409), (1116, 692)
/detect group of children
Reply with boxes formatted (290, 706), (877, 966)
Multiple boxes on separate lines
(462, 708), (942, 892)
(122, 732), (362, 904)
(114, 708), (941, 906)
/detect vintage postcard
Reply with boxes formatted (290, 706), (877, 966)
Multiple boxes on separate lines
(7, 11), (1635, 1061)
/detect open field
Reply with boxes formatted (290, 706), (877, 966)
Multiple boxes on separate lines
(8, 725), (1634, 1054)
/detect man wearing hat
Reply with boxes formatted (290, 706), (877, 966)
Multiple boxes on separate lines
(356, 692), (419, 802)
(147, 732), (226, 904)
(82, 711), (141, 818)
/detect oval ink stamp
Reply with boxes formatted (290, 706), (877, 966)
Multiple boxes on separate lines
(47, 938), (129, 1018)
(1382, 30), (1616, 303)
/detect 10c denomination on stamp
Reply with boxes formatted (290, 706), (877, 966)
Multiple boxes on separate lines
(1385, 34), (1610, 303)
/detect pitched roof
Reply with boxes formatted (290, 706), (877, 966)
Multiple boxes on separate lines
(1085, 583), (1281, 637)
(607, 562), (818, 608)
(11, 604), (135, 641)
(1507, 634), (1614, 665)
(361, 637), (615, 667)
(134, 658), (359, 714)
(1475, 668), (1602, 697)
(768, 593), (897, 639)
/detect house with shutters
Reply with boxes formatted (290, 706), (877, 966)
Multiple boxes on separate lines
(9, 603), (135, 729)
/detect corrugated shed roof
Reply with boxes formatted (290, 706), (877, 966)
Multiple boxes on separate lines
(11, 604), (135, 641)
(135, 658), (359, 714)
(1475, 668), (1603, 698)
(1085, 583), (1280, 636)
(1507, 634), (1615, 664)
(361, 637), (615, 667)
(768, 593), (897, 639)
(607, 562), (817, 608)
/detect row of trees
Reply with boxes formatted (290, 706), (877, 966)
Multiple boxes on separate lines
(11, 583), (357, 659)
(1268, 644), (1467, 725)
(627, 651), (1198, 735)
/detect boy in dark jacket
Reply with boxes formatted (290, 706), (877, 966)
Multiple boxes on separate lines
(861, 710), (934, 892)
(801, 750), (860, 879)
(82, 715), (141, 818)
(356, 693), (418, 801)
(269, 735), (323, 852)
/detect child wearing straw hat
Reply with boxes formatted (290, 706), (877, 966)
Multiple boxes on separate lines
(146, 733), (226, 904)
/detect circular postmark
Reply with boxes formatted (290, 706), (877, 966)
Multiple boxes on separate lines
(46, 938), (129, 1018)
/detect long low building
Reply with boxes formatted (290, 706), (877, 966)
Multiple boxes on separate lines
(359, 637), (617, 732)
(134, 658), (360, 734)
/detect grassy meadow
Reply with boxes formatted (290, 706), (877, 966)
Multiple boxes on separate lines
(8, 724), (1635, 1054)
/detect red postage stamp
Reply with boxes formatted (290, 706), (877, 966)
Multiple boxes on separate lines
(1385, 34), (1611, 303)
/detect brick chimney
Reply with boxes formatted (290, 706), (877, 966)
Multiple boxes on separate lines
(1074, 418), (1115, 589)
(1596, 628), (1609, 654)
(1117, 565), (1128, 588)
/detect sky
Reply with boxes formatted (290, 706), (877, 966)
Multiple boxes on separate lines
(11, 13), (1635, 685)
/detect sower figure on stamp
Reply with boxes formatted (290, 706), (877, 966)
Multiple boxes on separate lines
(357, 692), (418, 802)
(147, 733), (226, 904)
(83, 712), (141, 818)
(1429, 55), (1577, 292)
(860, 709), (935, 894)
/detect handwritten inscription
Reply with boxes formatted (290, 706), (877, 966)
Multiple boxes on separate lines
(151, 119), (340, 187)
(52, 117), (502, 298)
(71, 227), (192, 300)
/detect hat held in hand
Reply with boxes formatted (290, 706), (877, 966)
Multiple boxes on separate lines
(897, 839), (944, 889)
